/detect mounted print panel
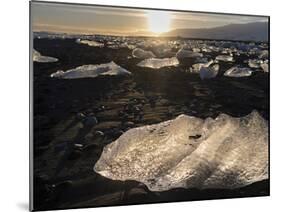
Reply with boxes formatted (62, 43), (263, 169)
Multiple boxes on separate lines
(30, 1), (269, 211)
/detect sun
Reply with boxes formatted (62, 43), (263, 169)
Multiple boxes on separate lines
(147, 11), (171, 34)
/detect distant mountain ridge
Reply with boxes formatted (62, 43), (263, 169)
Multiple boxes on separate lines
(163, 22), (268, 42)
(34, 22), (268, 42)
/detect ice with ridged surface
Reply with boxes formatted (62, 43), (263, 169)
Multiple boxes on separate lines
(137, 57), (179, 69)
(94, 111), (268, 191)
(33, 49), (58, 63)
(50, 61), (131, 79)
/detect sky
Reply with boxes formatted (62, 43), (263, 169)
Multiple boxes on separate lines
(31, 1), (268, 36)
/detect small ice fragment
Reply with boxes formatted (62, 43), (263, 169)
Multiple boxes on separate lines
(137, 57), (179, 69)
(176, 48), (203, 59)
(192, 48), (201, 53)
(259, 50), (269, 59)
(215, 55), (234, 62)
(260, 63), (269, 72)
(190, 60), (214, 73)
(33, 49), (58, 63)
(248, 59), (261, 68)
(224, 66), (252, 77)
(76, 39), (104, 47)
(199, 63), (220, 80)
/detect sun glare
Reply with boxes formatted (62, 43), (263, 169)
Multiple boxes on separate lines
(147, 11), (171, 34)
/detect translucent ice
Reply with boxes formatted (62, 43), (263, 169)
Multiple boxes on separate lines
(260, 63), (269, 72)
(132, 48), (155, 59)
(199, 64), (220, 80)
(50, 61), (131, 79)
(247, 59), (268, 72)
(248, 59), (262, 69)
(192, 48), (201, 53)
(215, 55), (234, 62)
(190, 60), (214, 73)
(224, 66), (253, 77)
(259, 50), (269, 59)
(94, 111), (268, 191)
(190, 60), (219, 80)
(33, 49), (58, 63)
(76, 39), (104, 47)
(176, 48), (203, 59)
(137, 57), (179, 69)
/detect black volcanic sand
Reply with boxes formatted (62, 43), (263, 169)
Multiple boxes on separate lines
(33, 38), (269, 211)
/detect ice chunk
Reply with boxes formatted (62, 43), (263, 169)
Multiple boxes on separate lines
(224, 66), (252, 77)
(260, 63), (269, 72)
(176, 48), (203, 59)
(190, 60), (219, 80)
(33, 49), (58, 63)
(259, 50), (269, 59)
(94, 111), (268, 191)
(192, 48), (201, 53)
(201, 47), (212, 53)
(132, 48), (155, 59)
(50, 61), (131, 79)
(248, 59), (262, 68)
(190, 63), (205, 73)
(137, 57), (179, 69)
(127, 44), (136, 50)
(215, 55), (234, 62)
(200, 64), (220, 80)
(248, 59), (268, 72)
(190, 60), (214, 73)
(76, 39), (104, 47)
